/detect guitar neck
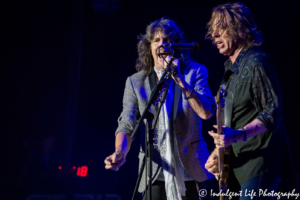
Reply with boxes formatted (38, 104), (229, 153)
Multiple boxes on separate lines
(216, 90), (230, 199)
(216, 95), (224, 174)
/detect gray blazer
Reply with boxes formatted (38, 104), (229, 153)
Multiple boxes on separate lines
(115, 62), (215, 192)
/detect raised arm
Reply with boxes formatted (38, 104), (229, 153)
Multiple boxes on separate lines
(170, 60), (215, 120)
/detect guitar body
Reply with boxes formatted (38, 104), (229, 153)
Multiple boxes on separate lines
(216, 87), (230, 200)
(218, 147), (230, 199)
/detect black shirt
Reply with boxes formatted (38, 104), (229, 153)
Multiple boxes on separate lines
(222, 46), (293, 185)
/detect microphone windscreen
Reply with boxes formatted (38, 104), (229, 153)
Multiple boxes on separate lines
(193, 42), (202, 50)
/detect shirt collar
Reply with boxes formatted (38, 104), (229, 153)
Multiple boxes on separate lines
(224, 46), (250, 74)
(154, 66), (164, 80)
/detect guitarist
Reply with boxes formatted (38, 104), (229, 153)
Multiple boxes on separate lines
(204, 3), (293, 200)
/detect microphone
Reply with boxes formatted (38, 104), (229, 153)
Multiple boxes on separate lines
(162, 42), (202, 50)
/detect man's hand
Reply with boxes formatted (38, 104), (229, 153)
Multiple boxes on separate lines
(104, 151), (126, 171)
(163, 56), (183, 84)
(208, 125), (243, 148)
(205, 149), (220, 180)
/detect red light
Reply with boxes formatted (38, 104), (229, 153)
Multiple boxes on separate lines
(80, 166), (88, 177)
(58, 166), (62, 170)
(76, 166), (88, 177)
(73, 166), (76, 169)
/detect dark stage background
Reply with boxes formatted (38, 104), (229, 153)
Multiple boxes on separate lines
(1, 0), (300, 199)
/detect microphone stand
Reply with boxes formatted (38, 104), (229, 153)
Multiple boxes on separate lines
(131, 51), (177, 200)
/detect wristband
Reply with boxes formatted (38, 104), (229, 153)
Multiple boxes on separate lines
(241, 128), (247, 143)
(233, 131), (237, 143)
(185, 89), (194, 100)
(114, 150), (126, 162)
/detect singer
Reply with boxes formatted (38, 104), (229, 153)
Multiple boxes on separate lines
(104, 18), (215, 200)
(204, 3), (294, 200)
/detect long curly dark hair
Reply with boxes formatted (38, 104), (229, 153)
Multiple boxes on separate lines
(135, 18), (191, 75)
(206, 2), (263, 47)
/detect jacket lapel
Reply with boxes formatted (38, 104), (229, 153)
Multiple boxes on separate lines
(173, 84), (181, 121)
(147, 70), (181, 122)
(147, 71), (157, 118)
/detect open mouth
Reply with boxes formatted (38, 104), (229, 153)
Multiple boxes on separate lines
(158, 52), (170, 59)
(216, 41), (224, 46)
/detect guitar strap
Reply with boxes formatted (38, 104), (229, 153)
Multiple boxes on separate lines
(224, 48), (258, 127)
